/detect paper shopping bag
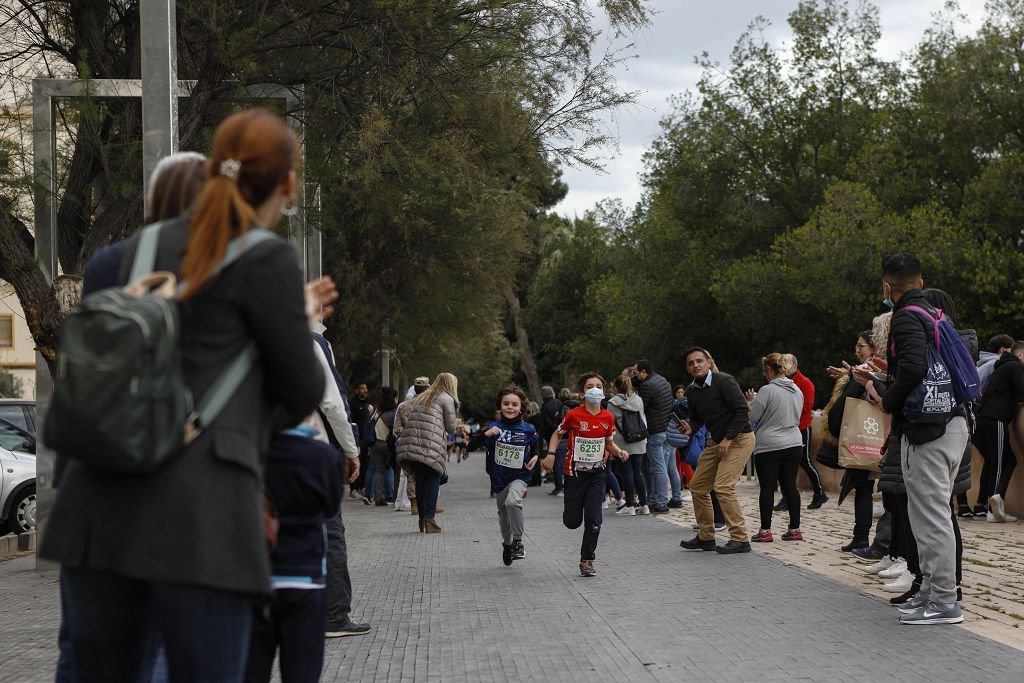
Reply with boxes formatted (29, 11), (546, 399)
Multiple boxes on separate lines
(838, 397), (889, 473)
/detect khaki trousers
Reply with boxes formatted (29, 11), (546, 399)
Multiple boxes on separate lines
(690, 431), (755, 542)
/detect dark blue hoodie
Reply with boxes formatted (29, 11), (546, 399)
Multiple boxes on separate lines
(266, 428), (345, 587)
(483, 417), (540, 493)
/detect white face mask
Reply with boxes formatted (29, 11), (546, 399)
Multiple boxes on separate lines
(584, 388), (604, 405)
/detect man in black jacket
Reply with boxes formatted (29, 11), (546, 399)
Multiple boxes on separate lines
(633, 360), (680, 512)
(973, 341), (1024, 522)
(678, 348), (755, 554)
(854, 253), (969, 625)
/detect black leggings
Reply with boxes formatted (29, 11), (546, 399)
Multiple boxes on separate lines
(755, 446), (802, 530)
(846, 469), (875, 545)
(616, 452), (647, 506)
(798, 427), (824, 497)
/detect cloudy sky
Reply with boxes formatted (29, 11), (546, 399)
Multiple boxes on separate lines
(554, 0), (989, 218)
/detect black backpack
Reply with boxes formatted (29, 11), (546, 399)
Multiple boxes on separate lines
(617, 407), (649, 443)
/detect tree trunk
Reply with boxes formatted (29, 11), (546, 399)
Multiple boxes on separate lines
(503, 285), (541, 403)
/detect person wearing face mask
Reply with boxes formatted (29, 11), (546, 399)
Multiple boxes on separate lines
(548, 373), (626, 577)
(480, 386), (541, 566)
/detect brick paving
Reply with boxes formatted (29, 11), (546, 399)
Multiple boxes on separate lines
(2, 460), (1024, 682)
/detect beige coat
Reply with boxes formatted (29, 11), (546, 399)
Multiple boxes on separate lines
(394, 392), (458, 475)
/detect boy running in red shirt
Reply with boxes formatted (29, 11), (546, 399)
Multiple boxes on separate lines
(548, 372), (625, 577)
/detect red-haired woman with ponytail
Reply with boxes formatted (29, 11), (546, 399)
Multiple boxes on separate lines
(42, 109), (335, 682)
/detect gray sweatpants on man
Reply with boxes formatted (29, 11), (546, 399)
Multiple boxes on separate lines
(901, 416), (969, 605)
(496, 479), (528, 544)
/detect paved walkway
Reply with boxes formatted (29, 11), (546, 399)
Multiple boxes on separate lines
(3, 461), (1024, 682)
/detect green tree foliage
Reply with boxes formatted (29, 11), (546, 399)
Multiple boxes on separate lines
(522, 0), (1024, 398)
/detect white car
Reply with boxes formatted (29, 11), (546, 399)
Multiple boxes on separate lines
(0, 408), (36, 536)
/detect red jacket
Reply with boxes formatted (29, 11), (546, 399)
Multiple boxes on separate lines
(791, 371), (815, 430)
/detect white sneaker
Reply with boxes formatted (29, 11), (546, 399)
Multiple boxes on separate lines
(616, 504), (636, 516)
(617, 497), (627, 508)
(680, 491), (693, 502)
(864, 556), (896, 575)
(872, 501), (885, 518)
(637, 505), (650, 515)
(602, 500), (609, 510)
(883, 570), (915, 593)
(987, 510), (1018, 523)
(990, 494), (1006, 522)
(878, 558), (908, 579)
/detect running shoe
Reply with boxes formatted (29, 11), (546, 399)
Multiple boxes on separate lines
(637, 505), (650, 515)
(840, 541), (868, 553)
(990, 494), (1007, 522)
(511, 541), (526, 560)
(502, 543), (513, 566)
(751, 529), (773, 543)
(808, 493), (828, 509)
(781, 529), (804, 541)
(883, 570), (915, 593)
(680, 491), (692, 502)
(579, 561), (597, 577)
(851, 546), (885, 561)
(617, 497), (627, 508)
(690, 522), (728, 531)
(615, 504), (635, 516)
(878, 558), (908, 579)
(899, 601), (963, 625)
(864, 556), (896, 575)
(896, 591), (930, 614)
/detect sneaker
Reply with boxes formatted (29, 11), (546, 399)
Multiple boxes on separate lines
(751, 529), (773, 543)
(667, 498), (685, 509)
(511, 541), (526, 560)
(883, 570), (915, 593)
(986, 510), (1018, 523)
(615, 504), (636, 516)
(325, 621), (372, 638)
(680, 536), (716, 551)
(878, 558), (908, 579)
(601, 500), (609, 510)
(781, 529), (804, 541)
(864, 556), (896, 575)
(690, 522), (728, 532)
(773, 498), (788, 511)
(649, 505), (670, 514)
(715, 540), (752, 554)
(957, 509), (975, 519)
(900, 601), (964, 625)
(889, 581), (921, 605)
(617, 497), (627, 508)
(851, 546), (886, 561)
(989, 494), (1006, 522)
(502, 543), (514, 566)
(872, 501), (885, 518)
(637, 505), (650, 515)
(897, 591), (931, 614)
(808, 493), (828, 509)
(549, 489), (563, 496)
(680, 491), (693, 502)
(360, 496), (372, 506)
(840, 541), (868, 553)
(579, 560), (597, 577)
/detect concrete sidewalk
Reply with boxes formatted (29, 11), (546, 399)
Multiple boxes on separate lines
(2, 459), (1024, 681)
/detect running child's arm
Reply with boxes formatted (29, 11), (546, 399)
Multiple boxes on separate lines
(547, 430), (564, 456)
(602, 436), (624, 465)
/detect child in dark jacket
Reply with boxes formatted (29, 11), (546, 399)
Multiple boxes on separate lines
(477, 386), (540, 566)
(246, 424), (345, 683)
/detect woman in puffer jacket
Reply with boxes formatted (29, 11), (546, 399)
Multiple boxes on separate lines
(395, 373), (460, 533)
(607, 375), (648, 515)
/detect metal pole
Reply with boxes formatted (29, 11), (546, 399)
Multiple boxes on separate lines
(140, 0), (179, 197)
(381, 320), (390, 388)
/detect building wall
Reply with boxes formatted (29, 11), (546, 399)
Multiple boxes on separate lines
(0, 282), (36, 399)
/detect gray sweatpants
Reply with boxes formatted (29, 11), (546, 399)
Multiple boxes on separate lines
(901, 416), (969, 605)
(496, 479), (528, 544)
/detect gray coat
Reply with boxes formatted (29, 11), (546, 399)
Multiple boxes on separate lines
(607, 393), (648, 454)
(750, 378), (803, 455)
(40, 218), (324, 596)
(394, 392), (457, 475)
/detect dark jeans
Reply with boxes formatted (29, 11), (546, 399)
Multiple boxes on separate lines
(605, 466), (622, 500)
(367, 443), (394, 501)
(325, 497), (352, 630)
(755, 446), (802, 530)
(563, 468), (606, 561)
(246, 589), (325, 683)
(846, 469), (875, 545)
(62, 566), (254, 683)
(552, 440), (567, 492)
(617, 451), (647, 506)
(413, 462), (441, 519)
(870, 510), (892, 554)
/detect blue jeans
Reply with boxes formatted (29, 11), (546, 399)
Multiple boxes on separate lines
(413, 462), (441, 519)
(646, 431), (670, 507)
(62, 566), (254, 683)
(667, 447), (682, 501)
(365, 446), (394, 501)
(605, 467), (622, 500)
(553, 441), (568, 492)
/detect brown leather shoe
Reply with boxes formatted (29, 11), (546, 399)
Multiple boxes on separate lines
(422, 518), (442, 533)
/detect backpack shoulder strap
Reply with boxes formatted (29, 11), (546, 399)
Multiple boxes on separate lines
(127, 222), (166, 282)
(176, 228), (278, 296)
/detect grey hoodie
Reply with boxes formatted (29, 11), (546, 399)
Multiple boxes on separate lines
(750, 378), (804, 455)
(607, 392), (648, 454)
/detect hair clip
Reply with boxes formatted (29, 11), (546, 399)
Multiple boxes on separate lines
(219, 158), (241, 181)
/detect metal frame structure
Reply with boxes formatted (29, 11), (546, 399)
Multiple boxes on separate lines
(31, 77), (320, 552)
